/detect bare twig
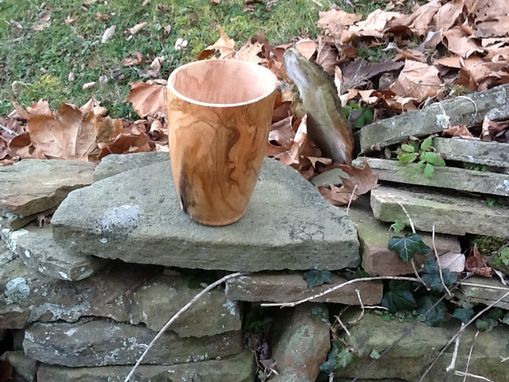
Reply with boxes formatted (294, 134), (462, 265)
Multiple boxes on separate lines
(459, 282), (509, 291)
(334, 315), (351, 336)
(0, 123), (16, 136)
(418, 291), (509, 382)
(348, 289), (365, 324)
(432, 225), (452, 297)
(397, 202), (415, 234)
(461, 330), (479, 382)
(124, 272), (244, 382)
(500, 356), (509, 363)
(261, 276), (425, 308)
(454, 371), (492, 381)
(411, 259), (427, 289)
(345, 184), (358, 215)
(446, 323), (464, 372)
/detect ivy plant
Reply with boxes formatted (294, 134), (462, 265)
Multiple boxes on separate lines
(397, 137), (446, 177)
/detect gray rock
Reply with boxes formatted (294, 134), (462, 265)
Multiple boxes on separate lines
(23, 319), (243, 367)
(37, 351), (255, 382)
(434, 137), (509, 169)
(459, 277), (509, 310)
(3, 351), (37, 382)
(371, 186), (509, 237)
(51, 158), (360, 271)
(357, 157), (509, 197)
(0, 160), (95, 228)
(3, 225), (106, 281)
(349, 199), (461, 276)
(359, 84), (509, 152)
(272, 304), (330, 382)
(226, 273), (383, 305)
(94, 152), (168, 181)
(336, 311), (509, 381)
(0, 249), (240, 337)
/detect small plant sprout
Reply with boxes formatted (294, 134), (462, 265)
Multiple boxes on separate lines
(397, 136), (446, 178)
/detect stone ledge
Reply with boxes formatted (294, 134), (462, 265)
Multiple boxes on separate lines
(52, 155), (360, 271)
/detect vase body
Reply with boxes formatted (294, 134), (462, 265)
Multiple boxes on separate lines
(167, 59), (278, 226)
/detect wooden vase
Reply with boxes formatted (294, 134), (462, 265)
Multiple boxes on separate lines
(167, 59), (278, 226)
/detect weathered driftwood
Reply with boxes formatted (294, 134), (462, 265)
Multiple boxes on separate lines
(433, 137), (509, 169)
(359, 84), (509, 153)
(356, 157), (509, 197)
(167, 59), (277, 226)
(370, 186), (509, 237)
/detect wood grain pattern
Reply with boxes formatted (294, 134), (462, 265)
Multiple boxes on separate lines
(167, 60), (277, 226)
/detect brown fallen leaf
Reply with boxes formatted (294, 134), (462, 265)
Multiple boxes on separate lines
(127, 81), (167, 118)
(268, 116), (294, 151)
(127, 21), (147, 35)
(122, 52), (144, 66)
(26, 103), (97, 160)
(443, 26), (484, 58)
(349, 9), (401, 39)
(390, 60), (442, 102)
(442, 124), (475, 139)
(435, 0), (465, 32)
(295, 39), (317, 60)
(390, 0), (441, 36)
(319, 160), (379, 206)
(317, 9), (361, 40)
(236, 39), (265, 64)
(465, 246), (492, 278)
(199, 26), (235, 59)
(97, 131), (152, 159)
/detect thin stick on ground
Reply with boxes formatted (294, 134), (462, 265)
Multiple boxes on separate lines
(417, 291), (509, 382)
(261, 276), (425, 308)
(334, 314), (351, 337)
(454, 371), (492, 382)
(124, 272), (244, 382)
(459, 282), (509, 291)
(345, 184), (358, 215)
(432, 225), (452, 297)
(461, 330), (479, 382)
(446, 323), (464, 372)
(348, 289), (365, 324)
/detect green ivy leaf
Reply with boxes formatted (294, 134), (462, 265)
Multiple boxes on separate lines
(304, 269), (333, 288)
(421, 258), (457, 293)
(388, 233), (432, 262)
(401, 144), (415, 153)
(420, 137), (433, 151)
(397, 152), (418, 164)
(421, 152), (445, 167)
(352, 108), (374, 129)
(453, 307), (474, 324)
(475, 318), (497, 332)
(382, 290), (417, 313)
(423, 163), (435, 178)
(320, 343), (353, 373)
(390, 220), (406, 234)
(417, 295), (447, 326)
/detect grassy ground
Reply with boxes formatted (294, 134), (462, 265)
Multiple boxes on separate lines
(0, 0), (420, 118)
(0, 0), (348, 118)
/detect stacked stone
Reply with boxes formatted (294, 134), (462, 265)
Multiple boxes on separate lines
(0, 153), (367, 381)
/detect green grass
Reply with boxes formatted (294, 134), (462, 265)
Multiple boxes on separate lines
(0, 0), (426, 118)
(0, 0), (339, 117)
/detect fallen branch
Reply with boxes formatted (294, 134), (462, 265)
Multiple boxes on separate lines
(432, 225), (452, 297)
(454, 371), (492, 382)
(459, 282), (509, 291)
(417, 291), (509, 382)
(461, 330), (479, 382)
(261, 276), (425, 308)
(124, 272), (244, 382)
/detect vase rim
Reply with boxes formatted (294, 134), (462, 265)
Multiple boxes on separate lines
(167, 59), (278, 108)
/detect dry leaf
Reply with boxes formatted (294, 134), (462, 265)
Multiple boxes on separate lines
(122, 52), (144, 66)
(97, 132), (152, 159)
(390, 60), (442, 102)
(295, 39), (317, 60)
(315, 37), (338, 75)
(349, 9), (401, 39)
(438, 252), (465, 273)
(319, 160), (379, 206)
(268, 116), (294, 151)
(32, 12), (51, 31)
(26, 103), (97, 160)
(442, 124), (475, 139)
(391, 0), (441, 36)
(317, 9), (361, 39)
(101, 25), (116, 43)
(236, 40), (264, 64)
(146, 56), (163, 78)
(200, 26), (235, 59)
(435, 1), (465, 32)
(127, 81), (167, 118)
(127, 21), (147, 35)
(443, 27), (484, 58)
(82, 82), (96, 90)
(465, 246), (492, 277)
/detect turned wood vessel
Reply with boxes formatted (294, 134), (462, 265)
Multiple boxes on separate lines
(167, 59), (278, 226)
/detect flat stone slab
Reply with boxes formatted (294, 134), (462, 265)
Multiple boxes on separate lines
(0, 160), (95, 228)
(37, 352), (255, 382)
(359, 84), (509, 152)
(3, 225), (106, 281)
(225, 273), (383, 305)
(23, 319), (243, 367)
(459, 277), (509, 311)
(371, 186), (509, 237)
(272, 304), (330, 382)
(336, 311), (509, 381)
(434, 137), (509, 169)
(52, 157), (360, 271)
(349, 200), (461, 276)
(93, 151), (168, 181)
(358, 157), (509, 197)
(0, 244), (240, 337)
